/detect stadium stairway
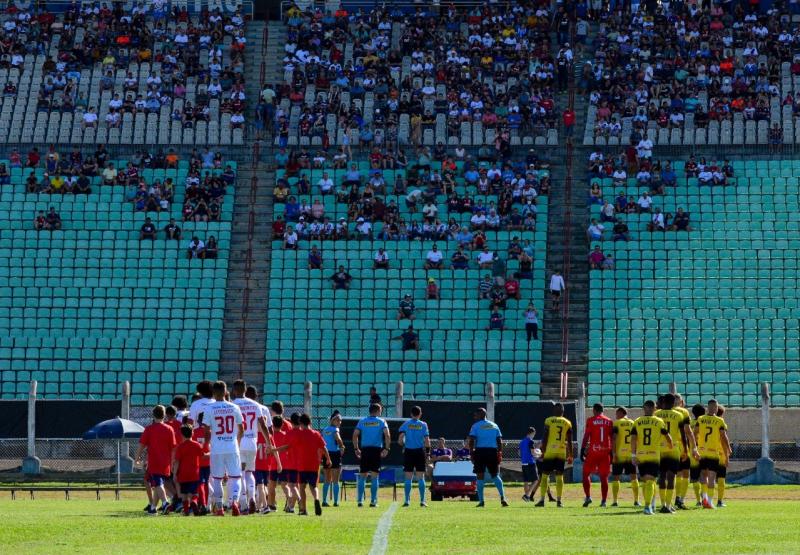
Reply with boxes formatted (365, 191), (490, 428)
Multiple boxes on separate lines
(218, 19), (273, 389)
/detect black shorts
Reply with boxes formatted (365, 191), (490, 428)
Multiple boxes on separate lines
(472, 447), (499, 477)
(679, 457), (691, 471)
(325, 451), (342, 469)
(612, 462), (637, 476)
(254, 470), (268, 485)
(659, 457), (680, 475)
(360, 446), (382, 473)
(282, 469), (298, 483)
(179, 481), (199, 494)
(199, 466), (210, 484)
(717, 464), (727, 479)
(269, 469), (281, 482)
(298, 471), (319, 486)
(698, 458), (719, 473)
(637, 462), (659, 478)
(551, 289), (561, 298)
(522, 463), (539, 483)
(690, 466), (701, 481)
(403, 448), (426, 473)
(540, 457), (566, 474)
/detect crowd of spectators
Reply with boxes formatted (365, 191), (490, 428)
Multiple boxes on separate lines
(581, 1), (800, 143)
(0, 1), (248, 135)
(263, 1), (565, 146)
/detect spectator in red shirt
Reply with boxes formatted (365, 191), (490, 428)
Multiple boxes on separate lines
(135, 405), (178, 514)
(172, 426), (206, 515)
(426, 278), (440, 300)
(292, 413), (331, 516)
(272, 215), (286, 236)
(504, 276), (521, 301)
(562, 109), (575, 138)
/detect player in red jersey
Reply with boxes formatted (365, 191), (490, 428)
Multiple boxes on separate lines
(135, 405), (178, 515)
(255, 430), (273, 513)
(191, 423), (211, 513)
(270, 415), (299, 512)
(292, 413), (331, 516)
(164, 405), (185, 510)
(580, 403), (614, 507)
(172, 425), (206, 515)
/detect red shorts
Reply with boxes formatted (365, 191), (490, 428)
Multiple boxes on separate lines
(584, 450), (612, 476)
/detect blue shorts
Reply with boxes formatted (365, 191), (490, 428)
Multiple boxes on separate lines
(199, 466), (210, 484)
(255, 470), (269, 485)
(148, 474), (169, 487)
(298, 471), (319, 486)
(179, 481), (199, 494)
(283, 469), (298, 483)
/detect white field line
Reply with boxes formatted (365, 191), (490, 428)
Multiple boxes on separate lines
(368, 502), (399, 555)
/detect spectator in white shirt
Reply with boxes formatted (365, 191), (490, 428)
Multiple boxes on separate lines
(82, 107), (98, 128)
(422, 201), (438, 222)
(477, 247), (494, 268)
(425, 244), (444, 270)
(647, 208), (666, 231)
(355, 217), (372, 239)
(374, 247), (389, 269)
(636, 138), (653, 159)
(636, 192), (653, 213)
(187, 236), (205, 258)
(283, 227), (298, 249)
(318, 172), (334, 195)
(587, 219), (605, 241)
(549, 271), (566, 310)
(698, 168), (713, 184)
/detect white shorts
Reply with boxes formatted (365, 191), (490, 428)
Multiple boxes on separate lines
(240, 450), (257, 472)
(210, 452), (242, 479)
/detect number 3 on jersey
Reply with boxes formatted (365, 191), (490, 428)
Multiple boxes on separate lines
(215, 415), (235, 435)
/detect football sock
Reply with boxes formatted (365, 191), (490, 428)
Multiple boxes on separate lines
(643, 480), (654, 508)
(404, 479), (412, 504)
(701, 483), (709, 500)
(477, 479), (485, 503)
(356, 476), (366, 503)
(666, 488), (674, 507)
(211, 477), (224, 505)
(228, 476), (241, 505)
(493, 475), (505, 499)
(333, 482), (340, 504)
(418, 478), (426, 502)
(539, 475), (549, 502)
(600, 476), (609, 501)
(198, 482), (207, 508)
(322, 482), (330, 504)
(631, 479), (640, 503)
(370, 476), (379, 504)
(582, 474), (591, 497)
(717, 478), (725, 501)
(611, 480), (620, 502)
(555, 476), (564, 500)
(245, 471), (256, 503)
(659, 487), (666, 507)
(693, 481), (701, 502)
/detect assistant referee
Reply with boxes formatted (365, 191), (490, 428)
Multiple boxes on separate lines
(468, 408), (508, 507)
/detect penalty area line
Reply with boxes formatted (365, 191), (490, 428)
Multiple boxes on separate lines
(368, 502), (398, 555)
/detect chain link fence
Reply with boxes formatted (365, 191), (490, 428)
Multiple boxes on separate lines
(0, 439), (123, 475)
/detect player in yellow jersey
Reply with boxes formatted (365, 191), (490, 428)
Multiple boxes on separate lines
(654, 393), (697, 513)
(535, 402), (573, 507)
(689, 404), (705, 506)
(715, 404), (731, 507)
(610, 406), (639, 507)
(673, 394), (694, 509)
(630, 400), (673, 515)
(695, 399), (731, 509)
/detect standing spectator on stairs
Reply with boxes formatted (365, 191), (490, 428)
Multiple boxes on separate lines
(549, 270), (565, 311)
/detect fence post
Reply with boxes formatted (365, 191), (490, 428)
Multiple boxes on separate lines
(304, 381), (313, 418)
(669, 382), (677, 395)
(572, 382), (586, 482)
(118, 381), (134, 473)
(22, 380), (41, 475)
(485, 382), (495, 422)
(395, 381), (404, 417)
(755, 383), (775, 484)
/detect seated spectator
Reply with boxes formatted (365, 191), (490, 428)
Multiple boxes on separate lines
(425, 244), (444, 270)
(515, 251), (533, 280)
(305, 245), (322, 269)
(589, 246), (605, 269)
(479, 275), (493, 299)
(102, 163), (118, 185)
(587, 219), (605, 242)
(33, 211), (47, 231)
(283, 226), (299, 249)
(0, 164), (9, 186)
(374, 247), (389, 269)
(397, 294), (415, 321)
(330, 265), (353, 290)
(588, 182), (603, 204)
(203, 236), (219, 260)
(82, 107), (98, 128)
(429, 438), (452, 466)
(355, 217), (372, 240)
(488, 307), (505, 330)
(139, 217), (156, 240)
(669, 208), (692, 232)
(647, 208), (666, 232)
(636, 192), (653, 213)
(187, 236), (205, 259)
(477, 247), (494, 269)
(492, 253), (506, 278)
(698, 167), (714, 185)
(454, 440), (471, 461)
(164, 218), (181, 240)
(394, 325), (419, 351)
(272, 215), (286, 237)
(426, 278), (439, 300)
(504, 276), (521, 301)
(602, 254), (615, 270)
(451, 247), (469, 269)
(612, 219), (630, 242)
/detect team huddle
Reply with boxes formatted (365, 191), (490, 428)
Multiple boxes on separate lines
(523, 394), (731, 514)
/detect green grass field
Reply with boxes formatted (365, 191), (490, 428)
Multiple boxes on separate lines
(2, 485), (798, 554)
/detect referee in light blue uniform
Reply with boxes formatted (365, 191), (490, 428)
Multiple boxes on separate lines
(353, 403), (390, 507)
(398, 405), (431, 507)
(468, 407), (508, 507)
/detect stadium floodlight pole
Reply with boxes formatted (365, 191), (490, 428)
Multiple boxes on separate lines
(756, 383), (775, 484)
(485, 382), (495, 422)
(304, 381), (313, 419)
(22, 380), (41, 475)
(118, 381), (134, 473)
(573, 382), (586, 482)
(395, 381), (404, 417)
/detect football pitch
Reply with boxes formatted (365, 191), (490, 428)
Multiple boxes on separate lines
(2, 484), (798, 554)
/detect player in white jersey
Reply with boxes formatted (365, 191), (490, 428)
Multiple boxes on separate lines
(205, 380), (244, 516)
(188, 380), (215, 428)
(171, 395), (190, 423)
(231, 380), (273, 514)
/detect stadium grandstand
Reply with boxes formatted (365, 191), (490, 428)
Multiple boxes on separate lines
(0, 0), (798, 425)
